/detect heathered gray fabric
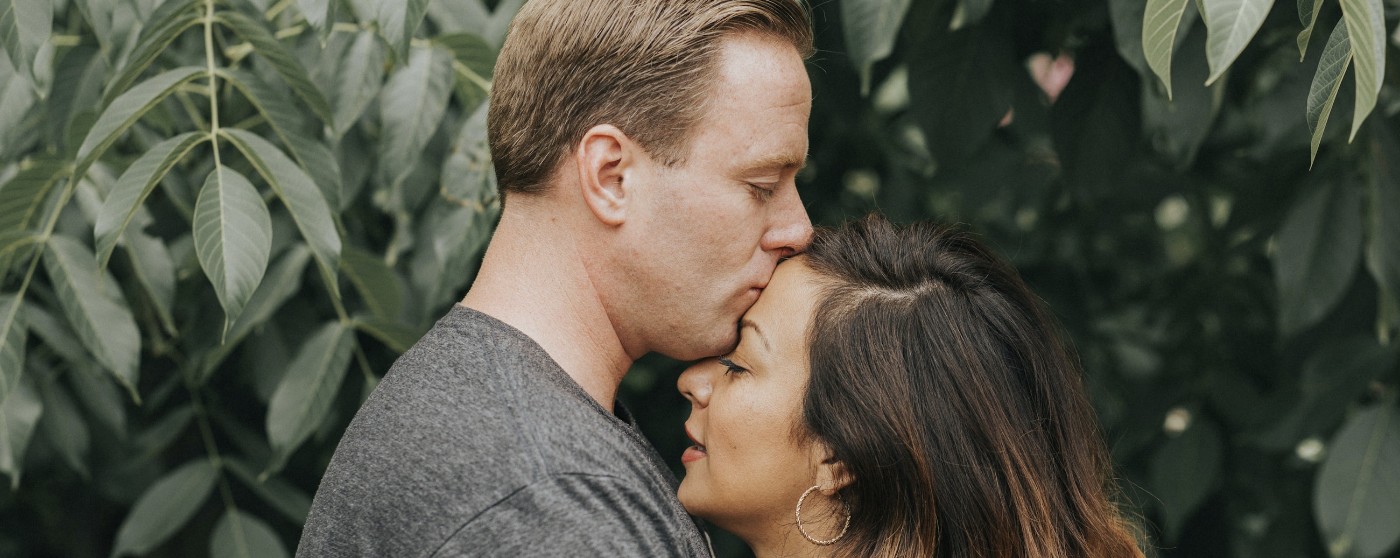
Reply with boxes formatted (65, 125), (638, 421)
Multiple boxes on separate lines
(297, 305), (710, 557)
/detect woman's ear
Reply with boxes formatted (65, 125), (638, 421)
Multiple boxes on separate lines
(814, 445), (854, 495)
(575, 124), (633, 226)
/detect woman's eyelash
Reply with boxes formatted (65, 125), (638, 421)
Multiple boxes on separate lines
(717, 357), (748, 375)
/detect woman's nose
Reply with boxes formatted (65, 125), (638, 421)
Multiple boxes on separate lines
(678, 359), (716, 408)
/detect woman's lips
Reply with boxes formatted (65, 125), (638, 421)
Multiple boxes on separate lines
(682, 445), (707, 464)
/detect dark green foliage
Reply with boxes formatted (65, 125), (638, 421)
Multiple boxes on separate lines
(0, 0), (1397, 556)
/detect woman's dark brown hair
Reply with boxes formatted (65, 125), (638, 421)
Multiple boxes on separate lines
(801, 214), (1144, 557)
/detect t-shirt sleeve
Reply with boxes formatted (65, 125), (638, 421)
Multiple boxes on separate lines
(429, 473), (702, 558)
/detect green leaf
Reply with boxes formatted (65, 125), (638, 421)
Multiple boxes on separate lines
(1201, 0), (1275, 85)
(21, 301), (88, 367)
(840, 0), (912, 95)
(341, 245), (402, 320)
(123, 220), (178, 335)
(110, 459), (217, 558)
(0, 157), (67, 268)
(1338, 0), (1384, 140)
(1150, 417), (1224, 542)
(1258, 336), (1396, 448)
(227, 245), (310, 347)
(193, 166), (273, 334)
(225, 459), (312, 523)
(221, 128), (342, 304)
(77, 66), (204, 179)
(906, 18), (1016, 166)
(210, 509), (289, 558)
(440, 103), (494, 206)
(1307, 21), (1352, 165)
(332, 30), (386, 136)
(37, 380), (89, 478)
(0, 377), (41, 489)
(94, 131), (206, 267)
(218, 68), (342, 210)
(1275, 173), (1364, 338)
(1297, 0), (1325, 59)
(217, 10), (333, 127)
(378, 45), (454, 193)
(0, 295), (23, 406)
(296, 0), (336, 42)
(352, 314), (424, 353)
(43, 235), (142, 400)
(100, 0), (201, 109)
(65, 366), (126, 438)
(1314, 403), (1400, 558)
(265, 320), (355, 473)
(1143, 24), (1222, 168)
(0, 0), (53, 81)
(377, 0), (431, 61)
(1367, 125), (1400, 337)
(1143, 0), (1191, 98)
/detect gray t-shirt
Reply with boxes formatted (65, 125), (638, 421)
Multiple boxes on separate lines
(297, 305), (711, 557)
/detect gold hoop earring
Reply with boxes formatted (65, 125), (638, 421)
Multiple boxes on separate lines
(795, 485), (851, 546)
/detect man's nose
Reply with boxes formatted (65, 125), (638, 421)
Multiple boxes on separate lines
(678, 360), (716, 408)
(761, 185), (812, 257)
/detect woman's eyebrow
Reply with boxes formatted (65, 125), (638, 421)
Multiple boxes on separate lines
(740, 319), (771, 352)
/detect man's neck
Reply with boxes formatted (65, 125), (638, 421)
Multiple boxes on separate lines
(460, 204), (635, 411)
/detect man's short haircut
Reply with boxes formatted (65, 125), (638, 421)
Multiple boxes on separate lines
(487, 0), (814, 196)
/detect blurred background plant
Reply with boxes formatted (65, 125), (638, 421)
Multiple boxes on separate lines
(0, 0), (1397, 556)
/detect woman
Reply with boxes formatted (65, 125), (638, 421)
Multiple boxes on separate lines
(677, 215), (1144, 557)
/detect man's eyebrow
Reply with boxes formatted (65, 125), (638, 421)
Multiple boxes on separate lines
(742, 153), (807, 173)
(740, 319), (771, 352)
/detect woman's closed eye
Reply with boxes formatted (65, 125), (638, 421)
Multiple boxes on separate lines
(717, 357), (749, 375)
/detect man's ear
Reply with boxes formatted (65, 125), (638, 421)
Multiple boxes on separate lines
(814, 444), (854, 495)
(575, 124), (634, 226)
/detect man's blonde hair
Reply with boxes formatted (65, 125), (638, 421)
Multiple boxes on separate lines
(487, 0), (814, 196)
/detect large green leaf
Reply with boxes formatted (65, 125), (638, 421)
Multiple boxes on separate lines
(76, 66), (203, 179)
(1201, 0), (1275, 85)
(1314, 403), (1400, 558)
(352, 314), (425, 354)
(840, 0), (912, 95)
(296, 0), (336, 42)
(0, 157), (66, 277)
(42, 235), (142, 399)
(332, 30), (386, 137)
(440, 103), (494, 206)
(1338, 0), (1384, 140)
(341, 245), (402, 321)
(0, 377), (40, 489)
(110, 459), (217, 558)
(0, 295), (23, 407)
(65, 365), (125, 438)
(377, 0), (431, 61)
(1143, 24), (1222, 168)
(193, 166), (273, 334)
(1297, 0), (1326, 59)
(99, 0), (201, 108)
(218, 68), (342, 211)
(1307, 21), (1352, 165)
(210, 509), (289, 558)
(37, 380), (89, 478)
(436, 32), (493, 114)
(94, 131), (205, 267)
(378, 45), (454, 194)
(217, 10), (333, 127)
(221, 128), (341, 304)
(1275, 174), (1363, 338)
(265, 320), (355, 473)
(1143, 0), (1192, 97)
(0, 0), (52, 81)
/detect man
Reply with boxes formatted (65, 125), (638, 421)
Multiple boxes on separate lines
(297, 0), (813, 555)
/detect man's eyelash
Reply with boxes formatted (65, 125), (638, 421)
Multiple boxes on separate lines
(746, 183), (776, 201)
(717, 357), (748, 375)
